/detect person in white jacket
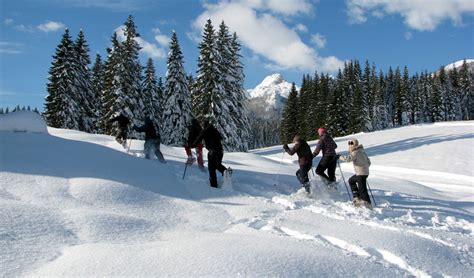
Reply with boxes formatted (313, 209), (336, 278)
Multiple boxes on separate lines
(338, 139), (372, 209)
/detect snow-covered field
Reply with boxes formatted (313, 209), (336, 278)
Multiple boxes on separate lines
(1, 111), (473, 277)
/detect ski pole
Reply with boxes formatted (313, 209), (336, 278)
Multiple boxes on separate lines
(274, 150), (285, 186)
(366, 181), (377, 207)
(337, 160), (352, 201)
(182, 162), (188, 180)
(127, 139), (133, 154)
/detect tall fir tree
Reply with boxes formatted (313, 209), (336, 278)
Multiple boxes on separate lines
(73, 30), (95, 132)
(458, 59), (473, 120)
(142, 58), (161, 124)
(280, 82), (299, 143)
(399, 66), (410, 125)
(103, 16), (143, 137)
(328, 70), (347, 137)
(161, 32), (193, 146)
(44, 28), (82, 129)
(91, 54), (105, 133)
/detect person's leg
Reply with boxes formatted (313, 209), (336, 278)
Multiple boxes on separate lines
(216, 150), (227, 175)
(154, 140), (165, 162)
(184, 145), (192, 156)
(207, 150), (218, 188)
(327, 156), (337, 182)
(197, 144), (204, 167)
(357, 175), (370, 204)
(316, 157), (330, 181)
(144, 140), (152, 159)
(348, 175), (360, 199)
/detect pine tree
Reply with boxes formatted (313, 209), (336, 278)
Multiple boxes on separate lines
(142, 58), (161, 124)
(103, 16), (143, 137)
(399, 66), (410, 125)
(431, 73), (445, 122)
(306, 72), (321, 140)
(349, 60), (364, 133)
(44, 28), (82, 129)
(297, 74), (311, 138)
(0, 108), (3, 114)
(73, 30), (95, 132)
(280, 82), (299, 143)
(328, 70), (347, 137)
(458, 59), (473, 120)
(91, 54), (105, 133)
(161, 31), (193, 146)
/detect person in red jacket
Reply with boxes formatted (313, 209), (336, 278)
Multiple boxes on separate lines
(184, 119), (204, 170)
(284, 135), (313, 193)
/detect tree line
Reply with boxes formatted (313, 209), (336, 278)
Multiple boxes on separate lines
(280, 59), (473, 143)
(44, 15), (250, 151)
(0, 106), (40, 114)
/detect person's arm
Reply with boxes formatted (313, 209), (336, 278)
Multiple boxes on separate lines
(191, 128), (206, 147)
(340, 151), (356, 163)
(284, 142), (299, 156)
(312, 138), (323, 157)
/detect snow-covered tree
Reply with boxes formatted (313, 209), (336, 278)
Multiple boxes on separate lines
(91, 54), (105, 133)
(44, 28), (82, 129)
(142, 58), (161, 124)
(280, 82), (299, 143)
(161, 31), (193, 146)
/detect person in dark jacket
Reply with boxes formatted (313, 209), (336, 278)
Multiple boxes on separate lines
(108, 113), (130, 147)
(133, 118), (165, 162)
(184, 119), (204, 170)
(193, 121), (231, 188)
(284, 135), (313, 193)
(313, 127), (338, 185)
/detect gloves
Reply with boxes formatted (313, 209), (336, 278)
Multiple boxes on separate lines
(283, 144), (289, 151)
(335, 154), (340, 160)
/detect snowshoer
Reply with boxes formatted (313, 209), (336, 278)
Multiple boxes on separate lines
(338, 139), (372, 209)
(184, 119), (204, 170)
(133, 118), (165, 162)
(313, 127), (338, 186)
(108, 113), (130, 147)
(284, 135), (313, 193)
(193, 120), (232, 188)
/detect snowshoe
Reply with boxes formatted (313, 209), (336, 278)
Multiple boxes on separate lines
(302, 182), (311, 194)
(186, 156), (196, 165)
(326, 181), (338, 191)
(225, 167), (233, 178)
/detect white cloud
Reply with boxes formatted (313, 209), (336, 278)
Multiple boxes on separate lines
(54, 0), (152, 11)
(37, 21), (66, 32)
(265, 0), (314, 16)
(346, 0), (474, 31)
(4, 18), (14, 25)
(152, 28), (171, 47)
(0, 42), (24, 54)
(114, 26), (166, 59)
(14, 24), (36, 33)
(193, 0), (344, 73)
(295, 23), (309, 32)
(310, 33), (326, 48)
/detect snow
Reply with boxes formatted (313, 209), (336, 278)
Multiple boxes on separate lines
(444, 59), (474, 71)
(0, 111), (47, 133)
(246, 73), (298, 111)
(1, 113), (473, 277)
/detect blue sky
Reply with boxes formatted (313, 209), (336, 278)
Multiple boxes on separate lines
(1, 0), (473, 110)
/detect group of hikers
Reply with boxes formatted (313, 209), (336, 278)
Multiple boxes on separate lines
(284, 128), (372, 209)
(109, 114), (372, 209)
(108, 114), (232, 189)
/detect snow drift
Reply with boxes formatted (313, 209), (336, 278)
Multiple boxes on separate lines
(0, 112), (473, 277)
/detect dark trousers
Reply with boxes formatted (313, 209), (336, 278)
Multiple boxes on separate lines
(116, 128), (128, 143)
(316, 155), (337, 182)
(144, 139), (165, 161)
(296, 163), (312, 185)
(348, 175), (370, 203)
(208, 149), (227, 188)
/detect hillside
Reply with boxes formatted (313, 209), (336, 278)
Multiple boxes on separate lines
(1, 112), (473, 277)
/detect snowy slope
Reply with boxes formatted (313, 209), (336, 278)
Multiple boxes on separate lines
(443, 59), (474, 72)
(246, 73), (296, 112)
(1, 113), (473, 277)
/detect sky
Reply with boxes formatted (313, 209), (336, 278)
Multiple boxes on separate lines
(1, 0), (473, 111)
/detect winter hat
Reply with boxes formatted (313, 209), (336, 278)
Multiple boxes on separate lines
(317, 127), (326, 136)
(293, 135), (301, 143)
(348, 139), (359, 151)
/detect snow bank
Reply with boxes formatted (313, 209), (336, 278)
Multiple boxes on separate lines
(0, 111), (47, 133)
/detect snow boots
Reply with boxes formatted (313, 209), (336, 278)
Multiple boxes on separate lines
(353, 197), (373, 210)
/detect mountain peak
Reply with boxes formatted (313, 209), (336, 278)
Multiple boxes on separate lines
(246, 73), (297, 112)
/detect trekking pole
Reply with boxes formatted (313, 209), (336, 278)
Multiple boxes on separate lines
(182, 162), (188, 180)
(274, 150), (285, 186)
(337, 160), (352, 201)
(366, 181), (377, 207)
(127, 139), (133, 154)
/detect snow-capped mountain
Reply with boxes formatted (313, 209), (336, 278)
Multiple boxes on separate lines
(443, 59), (474, 72)
(246, 73), (296, 112)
